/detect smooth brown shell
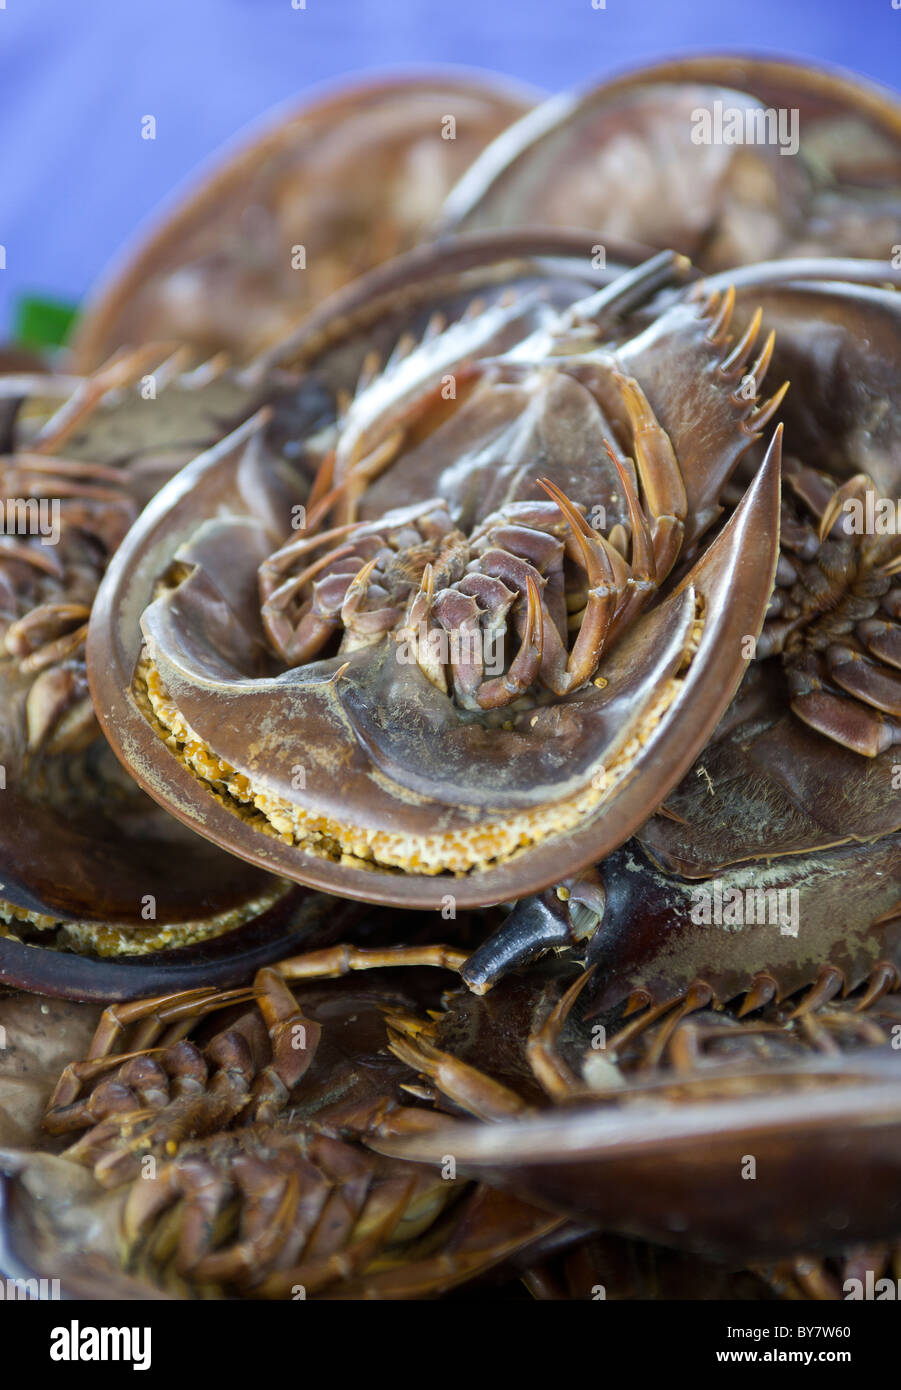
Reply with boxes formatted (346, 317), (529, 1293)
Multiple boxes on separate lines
(441, 54), (901, 267)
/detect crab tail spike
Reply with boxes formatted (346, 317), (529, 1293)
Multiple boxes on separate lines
(854, 960), (900, 1012)
(719, 306), (763, 379)
(355, 349), (383, 397)
(737, 973), (778, 1017)
(744, 380), (790, 435)
(788, 965), (845, 1020)
(692, 285), (720, 318)
(705, 284), (736, 345)
(461, 296), (488, 322)
(150, 344), (195, 388)
(568, 250), (691, 327)
(182, 349), (230, 386)
(423, 311), (448, 341)
(385, 331), (417, 371)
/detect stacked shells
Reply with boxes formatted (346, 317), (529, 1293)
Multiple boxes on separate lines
(0, 57), (900, 1302)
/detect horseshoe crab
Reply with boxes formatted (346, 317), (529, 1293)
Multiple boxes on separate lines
(0, 945), (571, 1299)
(1, 231), (650, 994)
(86, 241), (785, 910)
(2, 914), (901, 1297)
(441, 54), (901, 267)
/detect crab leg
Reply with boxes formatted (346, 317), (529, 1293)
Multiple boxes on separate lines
(275, 942), (467, 981)
(246, 967), (323, 1122)
(536, 478), (619, 692)
(475, 574), (543, 708)
(600, 447), (658, 646)
(611, 372), (687, 583)
(526, 967), (598, 1101)
(384, 1011), (532, 1122)
(86, 1029), (258, 1187)
(32, 344), (179, 454)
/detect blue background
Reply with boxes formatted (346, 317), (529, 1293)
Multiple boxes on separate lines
(0, 0), (898, 335)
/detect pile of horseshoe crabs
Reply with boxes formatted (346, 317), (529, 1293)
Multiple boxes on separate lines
(1, 56), (901, 1301)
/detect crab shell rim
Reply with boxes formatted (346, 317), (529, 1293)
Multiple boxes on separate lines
(0, 887), (365, 1002)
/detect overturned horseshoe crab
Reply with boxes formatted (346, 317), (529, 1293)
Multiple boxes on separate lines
(2, 916), (901, 1297)
(86, 242), (786, 910)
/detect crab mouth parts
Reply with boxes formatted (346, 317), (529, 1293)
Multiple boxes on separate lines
(134, 605), (703, 878)
(0, 883), (289, 957)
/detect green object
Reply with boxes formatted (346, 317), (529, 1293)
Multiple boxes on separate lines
(14, 294), (79, 349)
